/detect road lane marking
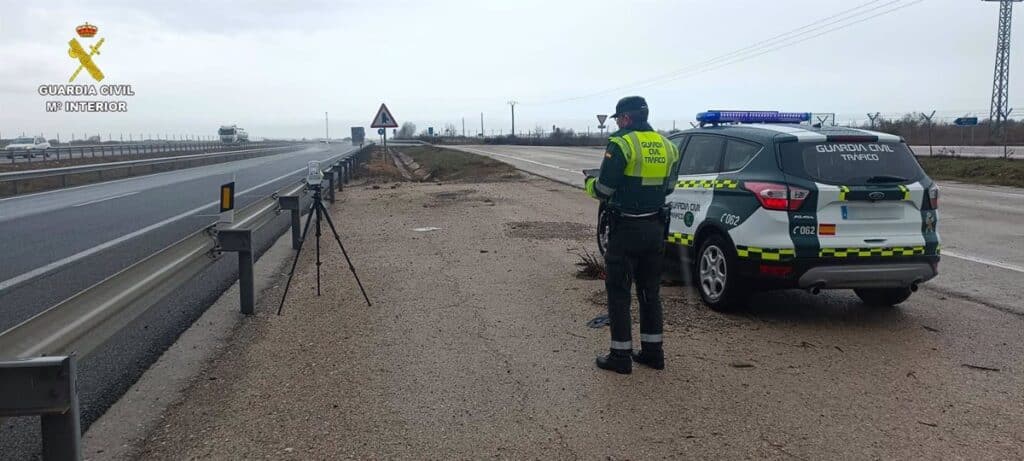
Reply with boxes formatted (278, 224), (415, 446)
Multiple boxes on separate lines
(940, 184), (1024, 199)
(457, 147), (583, 175)
(942, 250), (1024, 274)
(0, 148), (351, 293)
(72, 191), (138, 207)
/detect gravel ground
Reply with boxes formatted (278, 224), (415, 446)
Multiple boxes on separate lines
(137, 170), (1024, 459)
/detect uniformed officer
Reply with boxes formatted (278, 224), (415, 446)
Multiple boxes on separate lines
(585, 96), (679, 374)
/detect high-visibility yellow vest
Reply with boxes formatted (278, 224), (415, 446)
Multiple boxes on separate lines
(608, 131), (678, 186)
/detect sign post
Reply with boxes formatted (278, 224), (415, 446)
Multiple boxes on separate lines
(954, 117), (979, 152)
(370, 103), (399, 150)
(596, 114), (608, 137)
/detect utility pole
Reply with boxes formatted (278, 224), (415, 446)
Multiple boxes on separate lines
(508, 100), (518, 137)
(480, 112), (484, 137)
(462, 117), (465, 137)
(984, 0), (1020, 137)
(920, 111), (936, 156)
(325, 111), (329, 140)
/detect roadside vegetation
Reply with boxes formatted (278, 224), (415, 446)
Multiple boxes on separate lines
(393, 146), (519, 182)
(917, 155), (1024, 188)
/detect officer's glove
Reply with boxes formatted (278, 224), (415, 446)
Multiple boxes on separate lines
(584, 176), (599, 199)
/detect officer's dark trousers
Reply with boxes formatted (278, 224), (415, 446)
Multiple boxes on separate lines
(604, 215), (665, 355)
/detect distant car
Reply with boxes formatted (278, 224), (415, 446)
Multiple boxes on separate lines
(320, 139), (330, 144)
(4, 137), (51, 158)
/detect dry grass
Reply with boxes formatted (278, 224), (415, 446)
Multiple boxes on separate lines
(571, 247), (606, 280)
(917, 156), (1024, 188)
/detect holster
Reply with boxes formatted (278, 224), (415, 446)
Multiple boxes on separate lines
(607, 208), (621, 235)
(659, 205), (671, 238)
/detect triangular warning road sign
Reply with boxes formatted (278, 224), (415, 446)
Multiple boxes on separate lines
(371, 103), (399, 128)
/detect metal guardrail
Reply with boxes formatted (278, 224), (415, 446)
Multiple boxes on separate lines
(3, 141), (250, 163)
(0, 142), (296, 196)
(0, 143), (373, 460)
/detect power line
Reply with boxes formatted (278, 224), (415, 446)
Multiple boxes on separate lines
(531, 0), (892, 104)
(528, 0), (921, 105)
(618, 0), (924, 95)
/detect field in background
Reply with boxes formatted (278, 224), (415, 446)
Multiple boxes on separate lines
(917, 156), (1024, 188)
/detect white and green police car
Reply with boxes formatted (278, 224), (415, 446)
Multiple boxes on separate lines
(600, 110), (940, 311)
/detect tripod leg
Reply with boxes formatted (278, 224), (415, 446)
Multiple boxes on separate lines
(315, 199), (322, 296)
(318, 201), (372, 306)
(277, 200), (317, 315)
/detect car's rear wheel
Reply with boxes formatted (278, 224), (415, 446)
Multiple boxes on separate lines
(854, 287), (912, 307)
(696, 234), (746, 312)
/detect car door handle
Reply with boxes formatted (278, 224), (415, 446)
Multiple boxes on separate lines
(863, 238), (887, 244)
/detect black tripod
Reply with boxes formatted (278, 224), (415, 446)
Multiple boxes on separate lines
(277, 185), (371, 315)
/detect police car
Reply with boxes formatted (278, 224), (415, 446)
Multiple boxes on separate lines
(598, 110), (940, 311)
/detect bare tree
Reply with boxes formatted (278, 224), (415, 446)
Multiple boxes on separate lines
(396, 122), (417, 139)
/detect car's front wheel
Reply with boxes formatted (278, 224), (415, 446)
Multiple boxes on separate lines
(854, 287), (912, 307)
(696, 234), (746, 312)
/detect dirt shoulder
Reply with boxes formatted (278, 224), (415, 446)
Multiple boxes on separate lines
(138, 149), (1024, 459)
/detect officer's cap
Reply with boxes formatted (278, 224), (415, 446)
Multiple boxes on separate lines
(610, 96), (648, 118)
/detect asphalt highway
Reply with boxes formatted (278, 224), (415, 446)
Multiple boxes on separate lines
(0, 142), (358, 457)
(454, 145), (1024, 315)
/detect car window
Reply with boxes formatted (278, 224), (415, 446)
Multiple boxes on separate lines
(779, 142), (924, 185)
(722, 139), (761, 171)
(679, 135), (724, 175)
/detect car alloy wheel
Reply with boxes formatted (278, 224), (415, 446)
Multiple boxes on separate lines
(699, 244), (727, 301)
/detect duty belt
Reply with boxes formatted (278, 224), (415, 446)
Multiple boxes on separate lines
(620, 211), (659, 218)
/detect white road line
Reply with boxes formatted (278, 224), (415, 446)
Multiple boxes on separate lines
(942, 250), (1024, 274)
(72, 192), (138, 207)
(458, 147), (581, 175)
(0, 158), (330, 293)
(939, 184), (1024, 199)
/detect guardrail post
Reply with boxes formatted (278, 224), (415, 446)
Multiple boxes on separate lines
(326, 167), (336, 203)
(278, 195), (302, 250)
(336, 164), (344, 191)
(0, 356), (82, 461)
(217, 229), (255, 315)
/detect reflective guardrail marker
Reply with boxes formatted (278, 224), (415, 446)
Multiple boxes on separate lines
(219, 181), (235, 223)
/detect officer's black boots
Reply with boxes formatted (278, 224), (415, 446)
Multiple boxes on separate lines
(632, 345), (665, 370)
(595, 350), (632, 374)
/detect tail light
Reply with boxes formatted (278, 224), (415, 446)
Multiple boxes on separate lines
(928, 184), (939, 209)
(744, 182), (809, 211)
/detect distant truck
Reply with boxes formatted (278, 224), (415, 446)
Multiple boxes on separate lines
(218, 125), (249, 143)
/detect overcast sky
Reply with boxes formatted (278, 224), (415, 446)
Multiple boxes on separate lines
(0, 0), (1019, 139)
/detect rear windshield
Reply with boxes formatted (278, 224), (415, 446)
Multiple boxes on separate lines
(779, 142), (923, 185)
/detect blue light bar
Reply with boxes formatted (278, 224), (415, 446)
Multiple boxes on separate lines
(696, 110), (812, 125)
